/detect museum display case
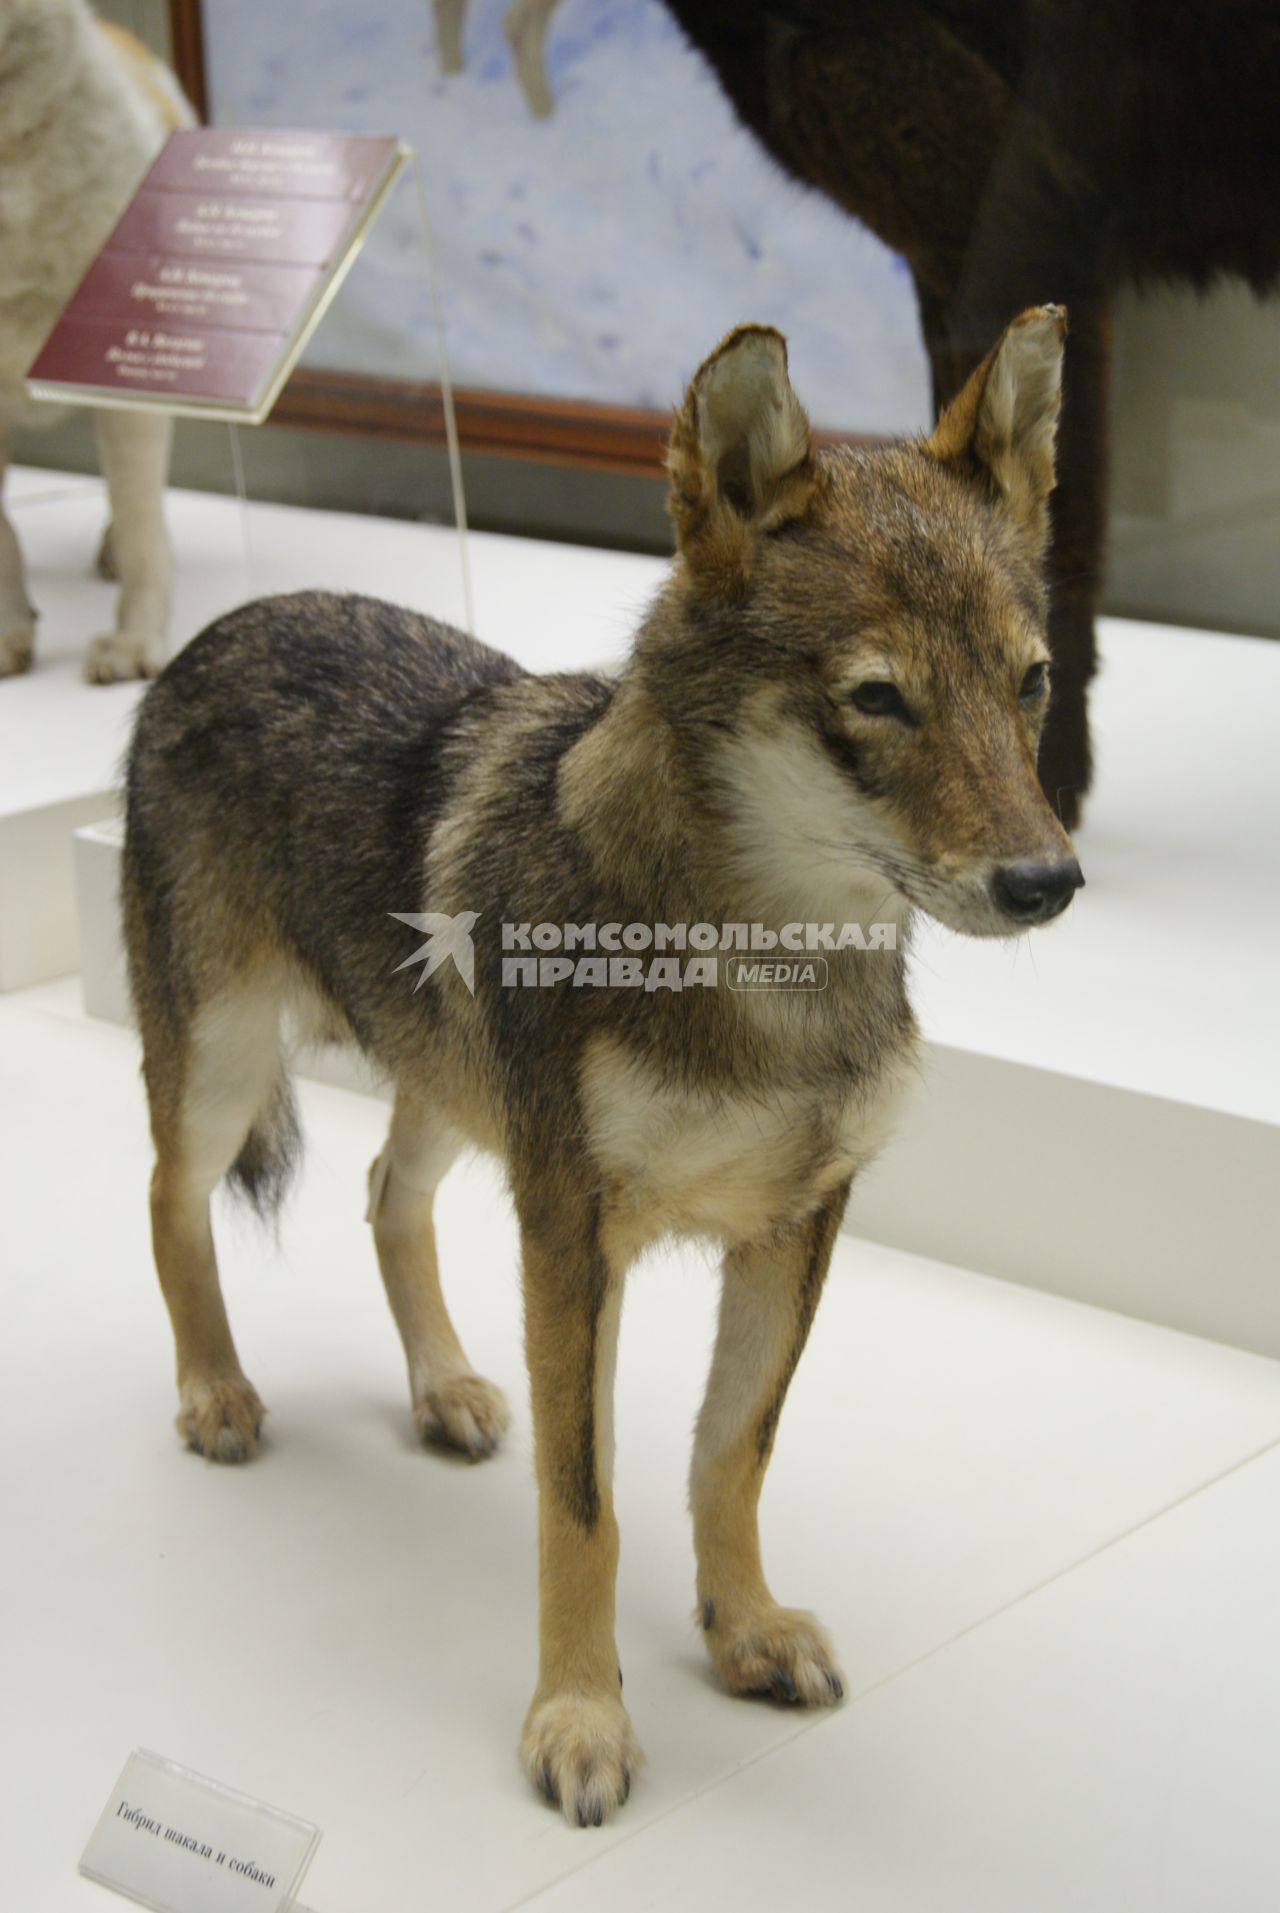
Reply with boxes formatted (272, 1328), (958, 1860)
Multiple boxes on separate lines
(0, 5), (1276, 1908)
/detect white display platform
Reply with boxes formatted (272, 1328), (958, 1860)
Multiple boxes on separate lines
(3, 468), (1278, 1354)
(2, 984), (1278, 1913)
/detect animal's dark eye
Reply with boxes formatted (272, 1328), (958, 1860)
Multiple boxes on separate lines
(851, 680), (914, 723)
(1020, 661), (1049, 705)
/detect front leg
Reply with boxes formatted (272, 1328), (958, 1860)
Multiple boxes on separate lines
(692, 1184), (850, 1705)
(517, 1184), (640, 1825)
(86, 408), (172, 683)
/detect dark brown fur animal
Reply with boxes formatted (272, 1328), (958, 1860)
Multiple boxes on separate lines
(664, 0), (1280, 826)
(123, 311), (1080, 1828)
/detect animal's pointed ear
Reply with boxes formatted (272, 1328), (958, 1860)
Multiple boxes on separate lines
(926, 305), (1066, 534)
(667, 326), (816, 589)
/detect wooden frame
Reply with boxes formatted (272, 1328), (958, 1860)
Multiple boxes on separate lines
(269, 368), (670, 474)
(167, 0), (208, 122)
(165, 0), (877, 477)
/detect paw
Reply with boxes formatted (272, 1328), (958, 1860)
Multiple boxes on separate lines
(520, 1690), (641, 1827)
(414, 1371), (510, 1459)
(702, 1596), (845, 1706)
(0, 621), (35, 676)
(84, 630), (165, 684)
(177, 1375), (265, 1463)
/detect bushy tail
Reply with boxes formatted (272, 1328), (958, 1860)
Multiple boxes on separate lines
(226, 1072), (302, 1221)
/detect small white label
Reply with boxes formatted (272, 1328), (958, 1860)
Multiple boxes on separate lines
(80, 1750), (320, 1913)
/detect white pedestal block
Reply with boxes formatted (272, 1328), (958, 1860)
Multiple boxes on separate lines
(849, 1043), (1278, 1359)
(1, 789), (119, 989)
(72, 815), (128, 1021)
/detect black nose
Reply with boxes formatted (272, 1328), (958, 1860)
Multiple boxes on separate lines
(992, 857), (1084, 924)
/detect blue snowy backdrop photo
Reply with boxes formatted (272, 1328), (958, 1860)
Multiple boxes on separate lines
(203, 0), (929, 433)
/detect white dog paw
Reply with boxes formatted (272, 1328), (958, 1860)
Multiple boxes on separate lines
(84, 631), (165, 684)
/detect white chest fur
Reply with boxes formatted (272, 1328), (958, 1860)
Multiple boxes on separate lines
(580, 1033), (917, 1244)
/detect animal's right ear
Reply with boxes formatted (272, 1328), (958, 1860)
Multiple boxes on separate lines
(666, 326), (816, 594)
(925, 305), (1066, 542)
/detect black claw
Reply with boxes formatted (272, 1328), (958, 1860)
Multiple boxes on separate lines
(770, 1668), (798, 1703)
(827, 1670), (844, 1700)
(702, 1597), (715, 1630)
(538, 1763), (558, 1805)
(622, 1766), (631, 1803)
(617, 1663), (624, 1690)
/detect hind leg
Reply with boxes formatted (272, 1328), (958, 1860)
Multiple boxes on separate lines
(368, 1092), (509, 1459)
(152, 1165), (265, 1462)
(146, 982), (283, 1460)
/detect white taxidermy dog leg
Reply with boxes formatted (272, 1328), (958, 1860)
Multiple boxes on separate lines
(0, 431), (36, 676)
(85, 407), (172, 683)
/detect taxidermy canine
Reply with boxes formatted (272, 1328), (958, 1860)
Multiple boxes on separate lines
(124, 308), (1082, 1826)
(0, 0), (192, 681)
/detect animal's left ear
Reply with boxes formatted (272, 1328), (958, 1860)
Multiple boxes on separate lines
(925, 305), (1066, 536)
(667, 325), (816, 591)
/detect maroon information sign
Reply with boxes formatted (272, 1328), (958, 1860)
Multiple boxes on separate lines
(27, 129), (406, 423)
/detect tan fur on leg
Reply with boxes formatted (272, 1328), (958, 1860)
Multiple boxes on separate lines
(691, 1186), (851, 1705)
(517, 1192), (640, 1825)
(151, 1157), (264, 1461)
(368, 1095), (508, 1458)
(145, 978), (284, 1460)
